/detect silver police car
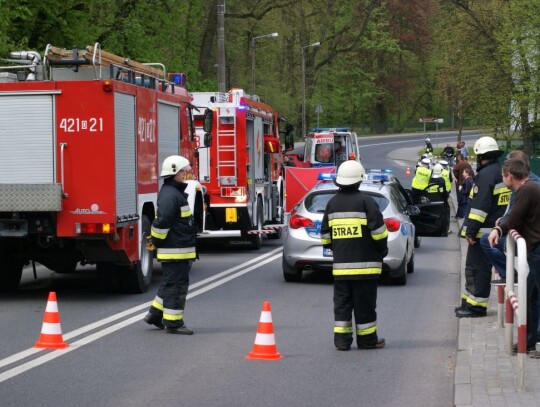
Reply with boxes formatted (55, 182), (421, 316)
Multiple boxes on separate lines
(282, 170), (445, 285)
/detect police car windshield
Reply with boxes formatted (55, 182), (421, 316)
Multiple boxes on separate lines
(305, 191), (389, 214)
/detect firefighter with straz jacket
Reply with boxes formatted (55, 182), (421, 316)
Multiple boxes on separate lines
(321, 160), (388, 351)
(144, 155), (197, 334)
(455, 137), (510, 318)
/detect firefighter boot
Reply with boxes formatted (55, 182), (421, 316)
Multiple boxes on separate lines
(143, 313), (164, 330)
(358, 337), (386, 350)
(334, 333), (353, 351)
(165, 322), (194, 335)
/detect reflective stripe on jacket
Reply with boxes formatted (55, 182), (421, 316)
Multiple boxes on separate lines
(460, 160), (510, 239)
(321, 188), (388, 280)
(151, 178), (197, 261)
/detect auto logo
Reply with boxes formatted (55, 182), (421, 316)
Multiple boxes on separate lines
(70, 204), (106, 215)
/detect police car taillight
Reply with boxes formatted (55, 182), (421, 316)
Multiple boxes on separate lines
(384, 218), (401, 232)
(289, 214), (315, 229)
(76, 223), (115, 234)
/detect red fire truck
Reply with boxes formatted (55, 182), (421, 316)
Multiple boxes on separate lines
(192, 89), (287, 249)
(0, 43), (205, 292)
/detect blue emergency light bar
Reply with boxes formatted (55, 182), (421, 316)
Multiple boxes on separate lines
(311, 127), (350, 133)
(168, 73), (186, 87)
(317, 173), (337, 181)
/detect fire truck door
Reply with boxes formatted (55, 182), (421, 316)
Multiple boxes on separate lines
(157, 103), (180, 188)
(246, 119), (256, 215)
(196, 127), (210, 183)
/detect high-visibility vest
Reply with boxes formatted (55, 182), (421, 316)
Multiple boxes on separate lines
(411, 167), (431, 190)
(442, 169), (452, 192)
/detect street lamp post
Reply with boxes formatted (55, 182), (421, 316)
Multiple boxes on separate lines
(251, 32), (278, 95)
(301, 41), (320, 137)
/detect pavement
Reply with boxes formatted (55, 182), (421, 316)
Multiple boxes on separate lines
(389, 147), (540, 407)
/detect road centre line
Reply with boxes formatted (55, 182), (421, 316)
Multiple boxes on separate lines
(0, 248), (282, 378)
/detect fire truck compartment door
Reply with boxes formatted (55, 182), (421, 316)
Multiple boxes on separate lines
(0, 94), (55, 184)
(115, 92), (137, 219)
(158, 102), (180, 176)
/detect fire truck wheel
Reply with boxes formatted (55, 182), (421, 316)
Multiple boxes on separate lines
(0, 240), (23, 291)
(250, 200), (264, 250)
(119, 215), (153, 293)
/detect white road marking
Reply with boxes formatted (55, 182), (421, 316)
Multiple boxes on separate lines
(0, 249), (282, 382)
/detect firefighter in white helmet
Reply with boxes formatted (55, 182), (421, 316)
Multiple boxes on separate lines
(144, 155), (197, 334)
(455, 137), (510, 318)
(321, 160), (388, 351)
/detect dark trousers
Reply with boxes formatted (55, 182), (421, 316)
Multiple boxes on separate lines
(526, 246), (540, 347)
(462, 242), (492, 314)
(334, 279), (378, 347)
(148, 260), (191, 328)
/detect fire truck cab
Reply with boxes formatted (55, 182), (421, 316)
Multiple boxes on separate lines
(292, 128), (361, 167)
(192, 89), (286, 249)
(0, 43), (204, 292)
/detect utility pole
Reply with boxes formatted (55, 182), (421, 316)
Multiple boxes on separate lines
(217, 0), (226, 93)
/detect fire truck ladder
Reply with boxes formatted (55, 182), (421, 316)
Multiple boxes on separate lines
(216, 110), (237, 186)
(44, 43), (167, 86)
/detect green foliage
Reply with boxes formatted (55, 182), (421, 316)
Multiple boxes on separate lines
(1, 0), (537, 145)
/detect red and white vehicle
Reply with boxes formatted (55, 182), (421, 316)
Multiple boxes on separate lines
(0, 43), (205, 292)
(289, 128), (361, 167)
(283, 129), (362, 212)
(192, 89), (286, 249)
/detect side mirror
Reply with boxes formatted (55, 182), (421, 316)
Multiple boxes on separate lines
(408, 205), (421, 216)
(284, 123), (294, 151)
(203, 109), (213, 133)
(204, 132), (212, 147)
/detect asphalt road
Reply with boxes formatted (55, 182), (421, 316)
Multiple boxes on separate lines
(0, 131), (479, 406)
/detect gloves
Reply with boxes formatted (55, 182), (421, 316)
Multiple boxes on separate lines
(145, 235), (156, 251)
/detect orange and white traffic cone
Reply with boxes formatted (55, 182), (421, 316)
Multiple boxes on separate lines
(34, 292), (68, 349)
(245, 301), (282, 361)
(405, 167), (411, 176)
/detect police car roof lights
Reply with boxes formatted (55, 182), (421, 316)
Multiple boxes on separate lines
(317, 173), (337, 181)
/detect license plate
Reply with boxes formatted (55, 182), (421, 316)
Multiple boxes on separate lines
(323, 247), (333, 257)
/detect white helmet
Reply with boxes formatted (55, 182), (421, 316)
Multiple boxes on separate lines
(432, 163), (443, 176)
(425, 138), (431, 142)
(160, 155), (191, 177)
(335, 160), (365, 187)
(439, 160), (448, 167)
(474, 136), (499, 155)
(421, 158), (431, 166)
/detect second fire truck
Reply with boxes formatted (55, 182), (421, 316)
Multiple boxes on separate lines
(192, 89), (287, 249)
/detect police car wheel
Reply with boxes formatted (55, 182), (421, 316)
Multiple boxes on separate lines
(391, 255), (407, 286)
(407, 251), (415, 274)
(414, 234), (421, 248)
(282, 257), (302, 282)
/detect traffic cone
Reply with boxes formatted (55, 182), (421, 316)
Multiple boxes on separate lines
(405, 167), (411, 176)
(245, 301), (282, 361)
(34, 292), (68, 349)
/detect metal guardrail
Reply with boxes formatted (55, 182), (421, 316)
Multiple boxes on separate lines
(498, 229), (529, 391)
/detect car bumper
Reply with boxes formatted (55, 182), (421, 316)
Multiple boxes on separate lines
(283, 229), (408, 274)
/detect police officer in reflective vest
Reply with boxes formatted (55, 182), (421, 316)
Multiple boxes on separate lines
(144, 155), (197, 334)
(411, 158), (432, 203)
(321, 160), (388, 351)
(455, 137), (510, 318)
(439, 159), (453, 193)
